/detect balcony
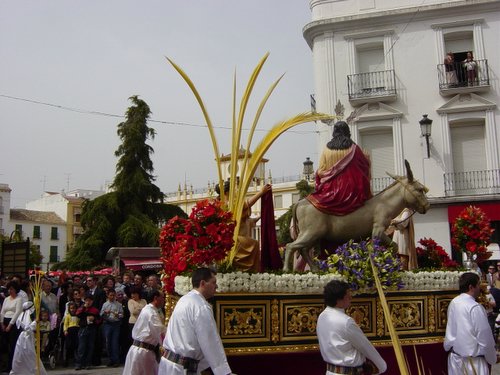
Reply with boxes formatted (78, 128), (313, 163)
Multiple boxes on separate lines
(444, 169), (500, 197)
(347, 70), (397, 106)
(437, 59), (490, 96)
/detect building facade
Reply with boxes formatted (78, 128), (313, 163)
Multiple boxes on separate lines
(303, 0), (500, 257)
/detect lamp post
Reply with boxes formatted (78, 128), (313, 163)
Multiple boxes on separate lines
(302, 157), (314, 181)
(419, 114), (433, 158)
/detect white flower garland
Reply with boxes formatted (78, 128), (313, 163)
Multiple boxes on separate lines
(174, 270), (464, 296)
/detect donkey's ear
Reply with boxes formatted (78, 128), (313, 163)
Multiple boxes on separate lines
(405, 160), (414, 182)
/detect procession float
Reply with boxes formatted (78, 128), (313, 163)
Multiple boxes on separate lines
(160, 54), (495, 375)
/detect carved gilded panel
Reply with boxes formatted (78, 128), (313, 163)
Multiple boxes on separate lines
(216, 300), (270, 343)
(347, 298), (377, 337)
(436, 297), (453, 332)
(386, 296), (427, 335)
(280, 299), (323, 342)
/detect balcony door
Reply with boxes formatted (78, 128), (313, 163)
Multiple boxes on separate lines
(359, 128), (394, 193)
(450, 121), (487, 193)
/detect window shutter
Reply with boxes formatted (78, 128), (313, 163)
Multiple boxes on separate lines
(360, 130), (394, 178)
(450, 124), (486, 172)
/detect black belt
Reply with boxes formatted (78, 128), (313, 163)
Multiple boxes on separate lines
(133, 339), (157, 352)
(163, 349), (199, 375)
(326, 363), (363, 374)
(450, 349), (485, 359)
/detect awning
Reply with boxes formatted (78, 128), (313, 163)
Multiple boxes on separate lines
(122, 258), (163, 271)
(448, 201), (500, 222)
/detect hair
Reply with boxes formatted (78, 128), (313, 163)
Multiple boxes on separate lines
(6, 281), (20, 294)
(215, 180), (230, 196)
(323, 280), (351, 308)
(326, 121), (354, 150)
(192, 267), (216, 289)
(146, 288), (162, 304)
(67, 301), (77, 311)
(459, 272), (479, 293)
(130, 286), (143, 296)
(106, 289), (116, 296)
(467, 51), (474, 59)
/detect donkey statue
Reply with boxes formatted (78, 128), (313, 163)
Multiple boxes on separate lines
(283, 160), (430, 271)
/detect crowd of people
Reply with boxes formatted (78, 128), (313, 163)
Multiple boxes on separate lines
(0, 270), (162, 372)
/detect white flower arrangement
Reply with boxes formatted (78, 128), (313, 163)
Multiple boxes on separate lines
(174, 270), (464, 296)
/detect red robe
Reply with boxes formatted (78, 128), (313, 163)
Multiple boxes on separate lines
(306, 145), (371, 215)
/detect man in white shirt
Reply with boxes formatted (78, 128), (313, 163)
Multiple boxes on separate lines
(317, 280), (387, 375)
(158, 267), (233, 375)
(123, 289), (166, 374)
(444, 272), (497, 374)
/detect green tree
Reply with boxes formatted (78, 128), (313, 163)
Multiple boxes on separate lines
(276, 180), (314, 245)
(59, 96), (186, 270)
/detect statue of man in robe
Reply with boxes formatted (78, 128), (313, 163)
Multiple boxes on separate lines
(306, 121), (372, 215)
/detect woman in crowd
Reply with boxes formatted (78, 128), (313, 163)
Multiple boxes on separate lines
(0, 281), (23, 372)
(127, 286), (146, 339)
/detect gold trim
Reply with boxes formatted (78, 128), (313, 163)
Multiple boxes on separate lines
(271, 299), (279, 344)
(428, 294), (436, 333)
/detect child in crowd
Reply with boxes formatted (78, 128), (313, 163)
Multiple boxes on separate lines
(39, 309), (52, 359)
(75, 295), (100, 370)
(63, 302), (80, 367)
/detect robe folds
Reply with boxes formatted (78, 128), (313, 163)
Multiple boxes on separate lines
(307, 145), (371, 216)
(158, 290), (231, 375)
(444, 293), (497, 375)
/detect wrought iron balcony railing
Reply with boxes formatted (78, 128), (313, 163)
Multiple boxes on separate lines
(437, 59), (489, 91)
(444, 169), (500, 196)
(347, 70), (396, 101)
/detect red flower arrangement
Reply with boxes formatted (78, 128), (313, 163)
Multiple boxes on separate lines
(416, 238), (459, 269)
(160, 199), (235, 293)
(451, 206), (494, 264)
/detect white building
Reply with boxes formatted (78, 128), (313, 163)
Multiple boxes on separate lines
(0, 184), (67, 270)
(303, 0), (500, 257)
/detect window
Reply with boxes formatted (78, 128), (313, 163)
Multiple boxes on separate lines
(359, 129), (394, 178)
(51, 227), (58, 240)
(274, 195), (283, 209)
(15, 224), (22, 236)
(356, 43), (384, 74)
(292, 193), (301, 205)
(450, 122), (486, 172)
(49, 246), (58, 263)
(75, 213), (81, 223)
(33, 226), (41, 239)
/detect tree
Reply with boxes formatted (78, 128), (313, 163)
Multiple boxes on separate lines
(59, 96), (186, 270)
(276, 180), (314, 245)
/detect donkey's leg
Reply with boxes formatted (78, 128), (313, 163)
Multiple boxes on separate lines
(299, 247), (319, 272)
(284, 234), (317, 272)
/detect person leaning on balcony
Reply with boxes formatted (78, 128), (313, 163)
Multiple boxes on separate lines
(444, 52), (458, 86)
(463, 51), (477, 86)
(444, 272), (498, 374)
(317, 280), (387, 375)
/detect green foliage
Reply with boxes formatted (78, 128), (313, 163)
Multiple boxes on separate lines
(61, 96), (187, 271)
(275, 180), (314, 245)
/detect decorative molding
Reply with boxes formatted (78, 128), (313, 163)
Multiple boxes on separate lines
(436, 93), (496, 114)
(344, 29), (394, 40)
(431, 18), (484, 29)
(354, 102), (403, 123)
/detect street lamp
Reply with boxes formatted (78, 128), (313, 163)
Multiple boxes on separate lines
(303, 157), (314, 181)
(419, 114), (433, 158)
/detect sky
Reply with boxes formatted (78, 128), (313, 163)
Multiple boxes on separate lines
(0, 1), (318, 208)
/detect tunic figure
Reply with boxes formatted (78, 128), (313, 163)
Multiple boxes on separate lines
(159, 268), (232, 375)
(10, 301), (47, 375)
(306, 121), (371, 216)
(317, 280), (387, 375)
(388, 208), (417, 270)
(444, 272), (497, 374)
(123, 290), (166, 375)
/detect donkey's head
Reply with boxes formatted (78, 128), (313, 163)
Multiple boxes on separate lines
(387, 160), (430, 214)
